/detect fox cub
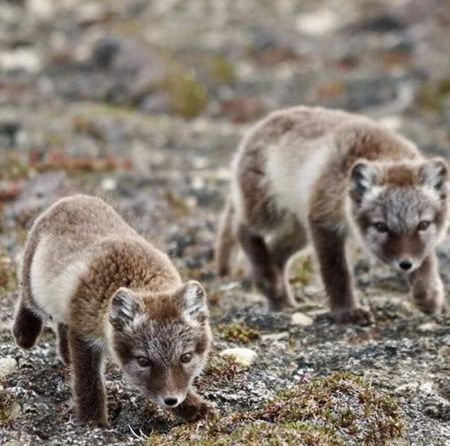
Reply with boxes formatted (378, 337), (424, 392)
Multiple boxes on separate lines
(216, 106), (448, 324)
(13, 195), (213, 427)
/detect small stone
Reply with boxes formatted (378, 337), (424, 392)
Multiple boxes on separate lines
(419, 381), (434, 396)
(261, 332), (289, 341)
(220, 348), (257, 367)
(7, 402), (21, 421)
(0, 357), (17, 379)
(101, 177), (117, 192)
(0, 49), (42, 73)
(291, 312), (313, 327)
(418, 322), (440, 333)
(296, 10), (340, 36)
(394, 382), (418, 395)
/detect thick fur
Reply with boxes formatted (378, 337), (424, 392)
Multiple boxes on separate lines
(12, 195), (213, 427)
(216, 106), (448, 323)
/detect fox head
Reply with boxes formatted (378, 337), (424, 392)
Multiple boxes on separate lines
(108, 281), (211, 409)
(348, 157), (448, 273)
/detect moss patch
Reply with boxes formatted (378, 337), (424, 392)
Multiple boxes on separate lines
(164, 66), (208, 119)
(417, 77), (450, 111)
(198, 352), (248, 390)
(149, 372), (404, 446)
(290, 255), (314, 287)
(0, 154), (30, 181)
(216, 322), (261, 344)
(206, 55), (236, 85)
(0, 385), (19, 426)
(0, 256), (17, 293)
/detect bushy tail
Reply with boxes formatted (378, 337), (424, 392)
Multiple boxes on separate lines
(215, 200), (237, 277)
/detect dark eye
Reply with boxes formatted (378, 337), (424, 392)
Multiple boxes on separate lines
(417, 221), (431, 231)
(136, 356), (151, 367)
(180, 353), (193, 364)
(374, 222), (388, 233)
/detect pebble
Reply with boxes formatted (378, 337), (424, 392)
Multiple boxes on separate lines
(101, 177), (117, 192)
(0, 49), (42, 73)
(0, 357), (17, 379)
(296, 10), (340, 36)
(261, 332), (289, 341)
(291, 312), (313, 327)
(418, 322), (440, 333)
(220, 347), (257, 367)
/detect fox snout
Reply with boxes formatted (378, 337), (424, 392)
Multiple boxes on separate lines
(157, 391), (186, 409)
(398, 259), (413, 271)
(394, 258), (420, 273)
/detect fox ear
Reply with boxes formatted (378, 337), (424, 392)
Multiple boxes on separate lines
(177, 280), (208, 322)
(349, 161), (381, 203)
(420, 158), (448, 194)
(109, 288), (142, 331)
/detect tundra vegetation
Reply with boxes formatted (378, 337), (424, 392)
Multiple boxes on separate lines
(0, 0), (449, 445)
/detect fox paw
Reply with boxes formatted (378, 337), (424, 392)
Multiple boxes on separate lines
(332, 306), (374, 326)
(269, 298), (298, 312)
(268, 289), (299, 312)
(13, 307), (43, 349)
(175, 400), (216, 423)
(413, 286), (445, 315)
(77, 412), (110, 428)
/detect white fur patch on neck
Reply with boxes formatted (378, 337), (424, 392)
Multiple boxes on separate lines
(31, 238), (90, 323)
(266, 138), (333, 222)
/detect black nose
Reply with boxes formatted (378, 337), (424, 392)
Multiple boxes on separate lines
(399, 260), (412, 270)
(164, 397), (178, 406)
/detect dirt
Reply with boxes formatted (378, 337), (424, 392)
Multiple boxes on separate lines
(0, 0), (449, 445)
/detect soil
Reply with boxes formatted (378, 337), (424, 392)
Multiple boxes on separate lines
(0, 0), (449, 445)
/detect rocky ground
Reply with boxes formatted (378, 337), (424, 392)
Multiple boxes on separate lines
(0, 0), (449, 445)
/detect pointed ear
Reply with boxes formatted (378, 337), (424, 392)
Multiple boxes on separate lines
(109, 288), (142, 331)
(177, 280), (208, 323)
(349, 161), (382, 203)
(419, 158), (448, 194)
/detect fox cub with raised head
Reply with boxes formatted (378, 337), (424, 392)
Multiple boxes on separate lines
(216, 106), (448, 324)
(13, 195), (213, 427)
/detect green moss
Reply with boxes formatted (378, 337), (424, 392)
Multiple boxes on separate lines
(164, 67), (208, 118)
(72, 116), (105, 141)
(149, 372), (404, 446)
(200, 352), (248, 388)
(437, 78), (450, 95)
(206, 55), (236, 85)
(0, 154), (30, 181)
(417, 77), (450, 111)
(216, 322), (261, 344)
(290, 255), (314, 287)
(148, 421), (337, 446)
(0, 385), (18, 426)
(0, 256), (17, 293)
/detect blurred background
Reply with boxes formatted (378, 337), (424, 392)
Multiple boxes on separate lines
(0, 1), (450, 444)
(1, 0), (450, 227)
(1, 0), (450, 260)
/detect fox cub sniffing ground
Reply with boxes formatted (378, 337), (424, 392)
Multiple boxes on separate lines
(216, 106), (448, 324)
(12, 195), (213, 427)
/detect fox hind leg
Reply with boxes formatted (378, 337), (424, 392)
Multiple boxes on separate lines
(268, 219), (307, 305)
(238, 224), (297, 311)
(57, 323), (71, 365)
